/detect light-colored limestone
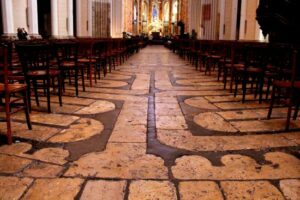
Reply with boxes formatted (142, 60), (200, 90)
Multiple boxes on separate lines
(280, 179), (300, 200)
(184, 97), (219, 110)
(109, 125), (146, 143)
(155, 103), (183, 116)
(0, 142), (32, 156)
(0, 154), (32, 173)
(0, 122), (60, 141)
(48, 118), (104, 143)
(194, 112), (238, 132)
(105, 74), (132, 80)
(179, 181), (223, 200)
(156, 115), (188, 129)
(129, 181), (177, 200)
(176, 79), (223, 86)
(75, 100), (115, 114)
(23, 178), (83, 200)
(158, 129), (299, 151)
(97, 80), (128, 88)
(22, 162), (64, 178)
(0, 176), (33, 200)
(80, 180), (126, 200)
(172, 152), (300, 180)
(31, 148), (69, 165)
(221, 181), (284, 200)
(65, 143), (168, 179)
(214, 102), (270, 110)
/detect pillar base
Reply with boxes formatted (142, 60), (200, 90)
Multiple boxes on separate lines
(28, 33), (42, 40)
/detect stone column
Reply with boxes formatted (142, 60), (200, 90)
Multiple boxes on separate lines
(1, 0), (15, 38)
(68, 0), (74, 37)
(219, 0), (225, 40)
(27, 0), (40, 38)
(88, 0), (93, 36)
(51, 0), (58, 37)
(239, 0), (247, 40)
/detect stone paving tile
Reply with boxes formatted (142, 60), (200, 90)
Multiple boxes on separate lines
(158, 129), (299, 151)
(205, 95), (256, 103)
(155, 103), (183, 116)
(109, 125), (146, 143)
(23, 178), (83, 200)
(155, 97), (178, 103)
(22, 162), (64, 178)
(105, 74), (132, 80)
(89, 80), (128, 88)
(75, 100), (115, 114)
(0, 122), (60, 141)
(218, 108), (288, 120)
(184, 97), (219, 110)
(38, 96), (95, 106)
(172, 152), (300, 180)
(179, 181), (223, 200)
(221, 181), (284, 200)
(14, 112), (79, 126)
(194, 112), (238, 133)
(176, 79), (223, 86)
(48, 118), (104, 143)
(280, 179), (300, 200)
(214, 102), (270, 110)
(128, 181), (177, 200)
(80, 180), (126, 200)
(32, 101), (83, 114)
(156, 115), (188, 129)
(232, 119), (300, 132)
(65, 143), (168, 179)
(0, 176), (33, 200)
(132, 74), (150, 90)
(0, 154), (32, 173)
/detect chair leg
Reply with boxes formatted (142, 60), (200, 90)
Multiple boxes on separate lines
(58, 75), (63, 107)
(293, 101), (299, 120)
(46, 79), (51, 113)
(267, 86), (276, 119)
(286, 98), (293, 131)
(23, 90), (32, 130)
(75, 68), (79, 96)
(32, 80), (39, 107)
(5, 96), (12, 144)
(81, 67), (85, 92)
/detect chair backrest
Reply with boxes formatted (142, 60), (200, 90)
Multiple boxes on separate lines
(53, 40), (79, 64)
(16, 43), (51, 76)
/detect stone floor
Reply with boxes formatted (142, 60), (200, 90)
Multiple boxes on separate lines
(0, 46), (299, 200)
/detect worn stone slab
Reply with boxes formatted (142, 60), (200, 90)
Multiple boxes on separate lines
(184, 97), (219, 110)
(280, 179), (300, 200)
(194, 112), (238, 133)
(0, 142), (32, 156)
(96, 80), (128, 88)
(214, 102), (270, 110)
(155, 103), (183, 116)
(80, 180), (126, 200)
(23, 178), (83, 200)
(232, 119), (300, 132)
(205, 95), (255, 103)
(0, 154), (32, 173)
(65, 143), (168, 179)
(179, 181), (223, 200)
(157, 129), (299, 151)
(156, 115), (188, 129)
(172, 152), (300, 180)
(31, 102), (82, 114)
(218, 108), (288, 120)
(0, 122), (60, 141)
(221, 181), (284, 200)
(176, 79), (223, 86)
(22, 162), (64, 178)
(0, 176), (33, 200)
(75, 100), (115, 114)
(129, 181), (177, 200)
(109, 125), (146, 143)
(48, 118), (104, 143)
(32, 148), (69, 165)
(39, 96), (95, 106)
(105, 74), (132, 80)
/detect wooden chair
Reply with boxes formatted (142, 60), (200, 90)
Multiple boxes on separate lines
(53, 40), (84, 96)
(267, 48), (300, 130)
(16, 42), (62, 113)
(0, 44), (31, 144)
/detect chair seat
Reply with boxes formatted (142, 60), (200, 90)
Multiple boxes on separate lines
(27, 69), (60, 77)
(0, 83), (27, 94)
(246, 67), (263, 73)
(273, 80), (300, 88)
(61, 61), (76, 67)
(78, 58), (97, 63)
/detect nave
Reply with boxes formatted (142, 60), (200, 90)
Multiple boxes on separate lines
(0, 45), (299, 199)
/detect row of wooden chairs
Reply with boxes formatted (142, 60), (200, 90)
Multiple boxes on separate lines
(171, 39), (300, 131)
(0, 38), (143, 144)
